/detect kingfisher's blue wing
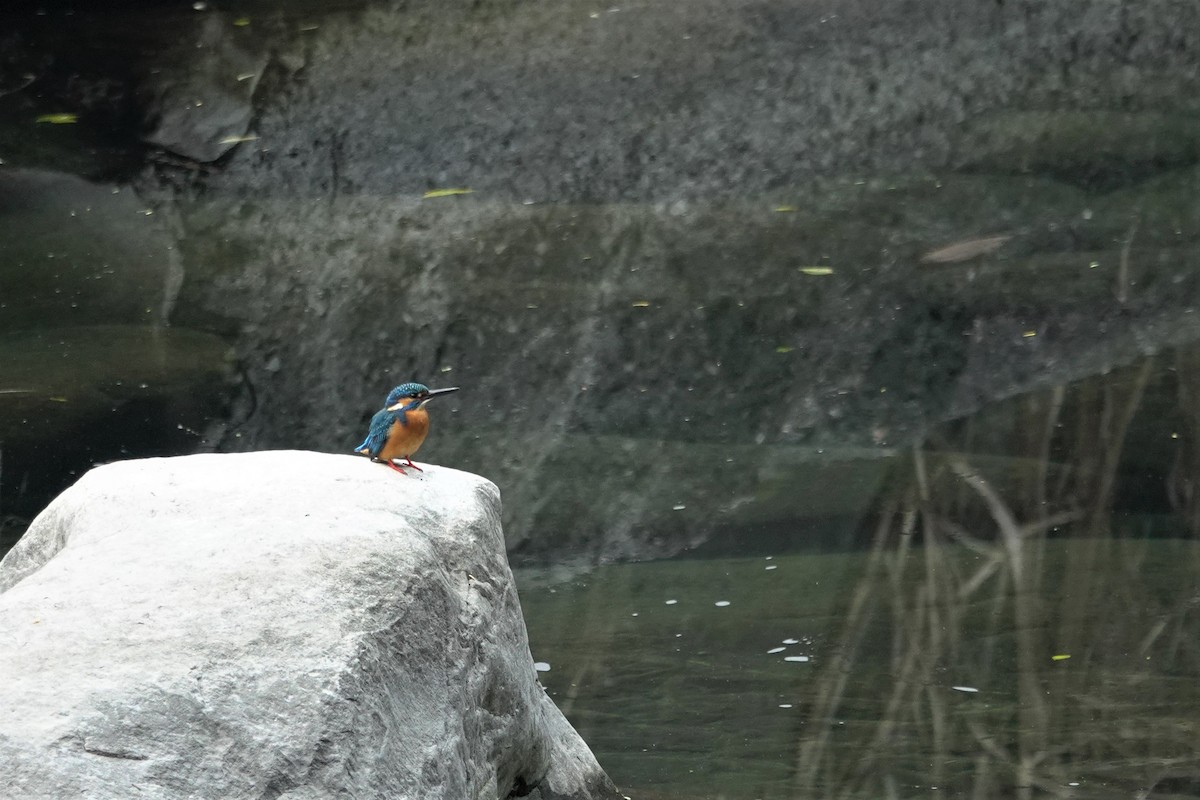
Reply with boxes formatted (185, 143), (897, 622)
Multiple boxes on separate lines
(354, 407), (406, 457)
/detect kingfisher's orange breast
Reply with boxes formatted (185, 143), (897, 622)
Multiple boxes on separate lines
(379, 408), (430, 460)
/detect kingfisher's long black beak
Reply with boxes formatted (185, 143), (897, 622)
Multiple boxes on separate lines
(389, 386), (460, 411)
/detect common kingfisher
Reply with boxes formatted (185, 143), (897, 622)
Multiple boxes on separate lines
(354, 382), (459, 475)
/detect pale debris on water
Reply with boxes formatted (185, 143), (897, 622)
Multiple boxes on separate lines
(533, 662), (551, 672)
(784, 656), (810, 662)
(920, 234), (1010, 264)
(422, 188), (474, 198)
(952, 685), (979, 693)
(714, 600), (731, 607)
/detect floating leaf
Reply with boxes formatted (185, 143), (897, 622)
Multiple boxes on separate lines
(233, 17), (251, 26)
(1051, 653), (1071, 661)
(775, 346), (794, 353)
(36, 113), (78, 124)
(422, 188), (474, 199)
(1023, 330), (1037, 338)
(799, 266), (834, 276)
(920, 234), (1010, 264)
(774, 205), (798, 213)
(48, 396), (68, 403)
(631, 301), (651, 308)
(219, 134), (259, 144)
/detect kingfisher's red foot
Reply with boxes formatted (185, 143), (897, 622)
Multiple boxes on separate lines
(403, 457), (424, 472)
(383, 460), (408, 476)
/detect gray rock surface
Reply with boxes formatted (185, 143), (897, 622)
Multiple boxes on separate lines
(138, 14), (269, 164)
(155, 0), (1200, 563)
(0, 451), (619, 800)
(5, 0), (1200, 566)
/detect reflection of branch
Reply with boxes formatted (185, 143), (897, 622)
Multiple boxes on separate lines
(967, 723), (1067, 798)
(1036, 386), (1065, 511)
(0, 73), (36, 99)
(787, 355), (1197, 798)
(948, 456), (1049, 800)
(1116, 213), (1139, 305)
(794, 498), (904, 794)
(1092, 359), (1153, 523)
(1171, 349), (1200, 531)
(948, 458), (1025, 582)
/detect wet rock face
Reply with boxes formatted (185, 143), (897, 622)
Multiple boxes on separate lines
(155, 0), (1200, 565)
(204, 0), (1200, 202)
(138, 14), (270, 163)
(3, 0), (1200, 565)
(0, 452), (620, 800)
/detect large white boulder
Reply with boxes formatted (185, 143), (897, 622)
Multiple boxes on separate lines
(0, 451), (619, 800)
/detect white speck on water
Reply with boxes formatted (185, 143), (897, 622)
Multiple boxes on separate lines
(952, 686), (979, 693)
(664, 599), (678, 605)
(714, 600), (731, 607)
(765, 556), (773, 560)
(782, 638), (799, 645)
(784, 656), (810, 663)
(765, 565), (778, 570)
(767, 647), (786, 654)
(1068, 782), (1080, 787)
(675, 634), (682, 638)
(631, 613), (639, 617)
(672, 504), (686, 511)
(533, 662), (551, 672)
(778, 704), (793, 708)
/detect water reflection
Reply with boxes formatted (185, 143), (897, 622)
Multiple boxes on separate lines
(519, 349), (1200, 799)
(0, 326), (236, 552)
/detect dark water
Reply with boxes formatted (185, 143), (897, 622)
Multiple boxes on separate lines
(3, 2), (1200, 798)
(520, 352), (1200, 800)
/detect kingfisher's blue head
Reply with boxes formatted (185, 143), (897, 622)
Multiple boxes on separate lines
(384, 382), (460, 412)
